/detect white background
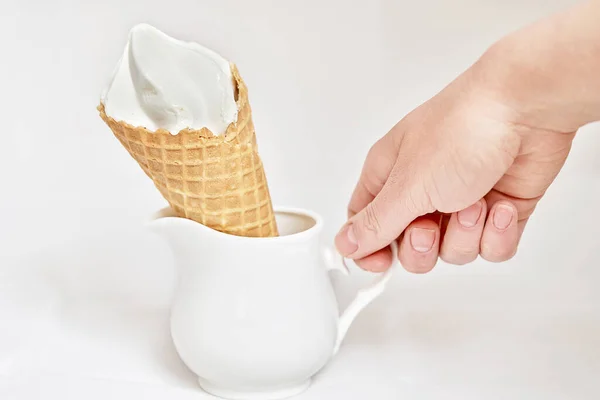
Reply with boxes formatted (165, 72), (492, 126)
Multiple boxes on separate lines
(1, 0), (600, 399)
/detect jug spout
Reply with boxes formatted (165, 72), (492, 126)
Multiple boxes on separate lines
(146, 207), (228, 258)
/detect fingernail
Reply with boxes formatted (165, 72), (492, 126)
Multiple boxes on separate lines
(410, 228), (435, 253)
(493, 204), (514, 231)
(458, 200), (483, 228)
(335, 223), (358, 255)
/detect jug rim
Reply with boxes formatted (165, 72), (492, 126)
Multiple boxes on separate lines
(148, 205), (324, 242)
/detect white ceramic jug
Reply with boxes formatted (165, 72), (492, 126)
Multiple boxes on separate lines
(148, 206), (395, 400)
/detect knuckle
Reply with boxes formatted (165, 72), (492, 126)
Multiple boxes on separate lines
(440, 246), (479, 265)
(362, 202), (383, 236)
(406, 189), (435, 216)
(480, 243), (516, 263)
(365, 142), (380, 161)
(403, 194), (421, 216)
(364, 154), (396, 191)
(404, 260), (435, 274)
(441, 247), (478, 265)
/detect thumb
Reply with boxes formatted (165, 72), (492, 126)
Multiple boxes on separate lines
(335, 165), (432, 260)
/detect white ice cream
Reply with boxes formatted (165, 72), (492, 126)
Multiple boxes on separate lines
(101, 23), (238, 135)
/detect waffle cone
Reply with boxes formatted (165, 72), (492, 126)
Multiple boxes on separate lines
(98, 64), (278, 237)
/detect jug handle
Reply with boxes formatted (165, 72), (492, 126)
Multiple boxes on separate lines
(322, 241), (397, 355)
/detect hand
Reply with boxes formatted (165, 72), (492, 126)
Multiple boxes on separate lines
(335, 0), (600, 273)
(335, 62), (575, 273)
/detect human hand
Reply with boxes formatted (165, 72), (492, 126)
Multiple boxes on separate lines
(334, 61), (575, 273)
(333, 0), (600, 272)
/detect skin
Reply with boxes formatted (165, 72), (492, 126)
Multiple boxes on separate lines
(335, 1), (600, 273)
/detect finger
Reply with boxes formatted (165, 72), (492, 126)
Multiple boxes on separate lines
(484, 189), (539, 223)
(439, 199), (486, 265)
(482, 190), (536, 260)
(337, 134), (403, 257)
(335, 159), (432, 259)
(398, 217), (440, 274)
(354, 246), (393, 272)
(355, 212), (440, 272)
(480, 200), (519, 262)
(347, 133), (402, 218)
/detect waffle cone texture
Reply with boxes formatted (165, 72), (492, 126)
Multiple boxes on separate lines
(98, 64), (278, 237)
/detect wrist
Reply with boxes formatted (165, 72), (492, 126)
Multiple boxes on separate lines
(470, 4), (600, 133)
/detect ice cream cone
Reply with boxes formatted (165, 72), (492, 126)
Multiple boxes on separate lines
(98, 64), (278, 237)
